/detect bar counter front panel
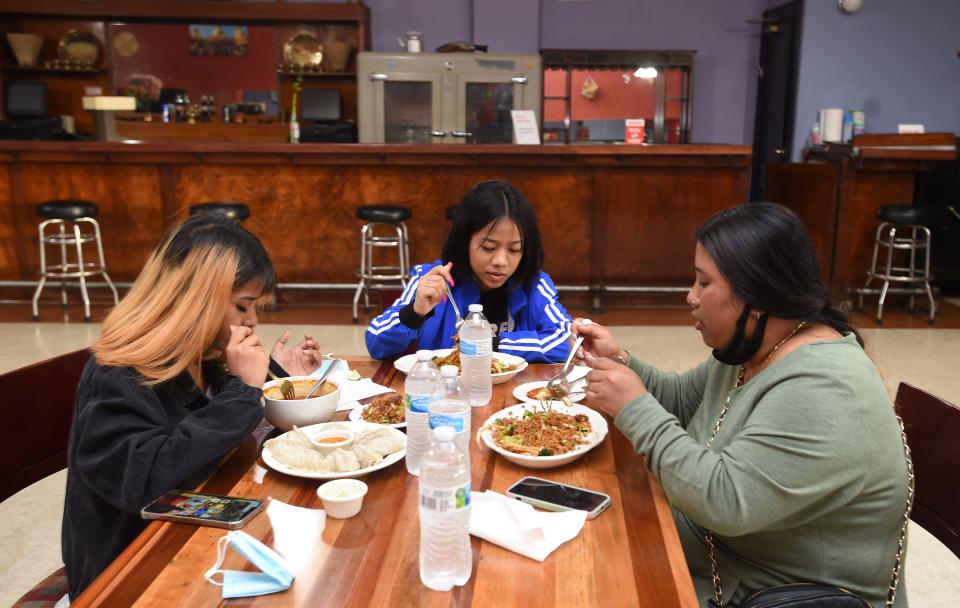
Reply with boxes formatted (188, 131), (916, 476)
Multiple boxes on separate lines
(0, 143), (751, 288)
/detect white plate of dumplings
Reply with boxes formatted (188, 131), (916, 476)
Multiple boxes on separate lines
(261, 421), (406, 480)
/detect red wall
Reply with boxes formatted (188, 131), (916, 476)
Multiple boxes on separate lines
(112, 23), (277, 105)
(544, 68), (683, 122)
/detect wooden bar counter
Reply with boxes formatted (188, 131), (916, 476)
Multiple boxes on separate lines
(0, 141), (750, 288)
(766, 133), (956, 297)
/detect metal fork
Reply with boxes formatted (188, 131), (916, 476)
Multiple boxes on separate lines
(445, 284), (464, 331)
(268, 371), (296, 400)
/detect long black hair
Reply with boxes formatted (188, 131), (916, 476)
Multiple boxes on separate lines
(695, 202), (862, 346)
(442, 179), (544, 290)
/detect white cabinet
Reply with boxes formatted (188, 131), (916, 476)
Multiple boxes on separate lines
(357, 52), (542, 144)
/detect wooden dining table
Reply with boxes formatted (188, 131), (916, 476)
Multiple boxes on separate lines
(72, 359), (697, 607)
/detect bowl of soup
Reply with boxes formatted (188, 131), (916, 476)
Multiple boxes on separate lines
(262, 376), (340, 431)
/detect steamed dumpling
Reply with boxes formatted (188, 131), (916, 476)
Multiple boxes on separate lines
(354, 427), (404, 457)
(265, 437), (334, 472)
(352, 444), (383, 468)
(330, 448), (360, 472)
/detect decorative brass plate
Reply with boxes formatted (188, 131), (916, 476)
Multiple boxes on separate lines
(283, 33), (323, 68)
(58, 30), (101, 65)
(113, 31), (140, 58)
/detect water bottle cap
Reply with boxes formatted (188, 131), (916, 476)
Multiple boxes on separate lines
(416, 349), (434, 361)
(431, 426), (456, 443)
(468, 304), (483, 313)
(440, 365), (458, 377)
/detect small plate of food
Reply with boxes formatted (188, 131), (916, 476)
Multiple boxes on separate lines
(478, 402), (608, 469)
(261, 420), (406, 480)
(393, 349), (527, 385)
(512, 380), (585, 406)
(348, 392), (406, 428)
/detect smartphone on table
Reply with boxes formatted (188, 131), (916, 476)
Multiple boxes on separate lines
(505, 476), (612, 520)
(140, 490), (264, 530)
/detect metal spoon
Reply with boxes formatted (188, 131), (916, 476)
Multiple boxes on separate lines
(304, 359), (339, 399)
(545, 333), (586, 398)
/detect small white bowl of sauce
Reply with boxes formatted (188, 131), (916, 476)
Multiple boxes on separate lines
(317, 479), (368, 519)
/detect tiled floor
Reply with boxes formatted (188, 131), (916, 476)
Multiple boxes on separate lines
(2, 303), (959, 606)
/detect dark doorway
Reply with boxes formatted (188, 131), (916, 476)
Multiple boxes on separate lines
(750, 0), (803, 202)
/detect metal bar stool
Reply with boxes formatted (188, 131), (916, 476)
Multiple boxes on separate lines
(188, 202), (251, 222)
(352, 205), (411, 323)
(31, 200), (119, 321)
(856, 204), (940, 324)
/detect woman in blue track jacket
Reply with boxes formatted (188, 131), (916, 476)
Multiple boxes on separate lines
(366, 180), (572, 363)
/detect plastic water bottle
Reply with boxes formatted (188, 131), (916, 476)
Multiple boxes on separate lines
(419, 425), (472, 591)
(429, 365), (471, 460)
(405, 349), (439, 476)
(459, 303), (492, 407)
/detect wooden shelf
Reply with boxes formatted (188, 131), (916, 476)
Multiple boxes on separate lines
(4, 65), (103, 75)
(0, 1), (368, 22)
(277, 71), (355, 78)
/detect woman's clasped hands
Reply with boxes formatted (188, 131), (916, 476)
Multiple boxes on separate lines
(572, 317), (648, 418)
(226, 325), (270, 388)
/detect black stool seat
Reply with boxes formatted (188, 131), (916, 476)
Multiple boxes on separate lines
(876, 204), (941, 227)
(445, 205), (458, 221)
(189, 202), (250, 222)
(36, 200), (98, 220)
(356, 205), (411, 223)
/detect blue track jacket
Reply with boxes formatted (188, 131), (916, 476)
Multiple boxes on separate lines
(365, 261), (572, 363)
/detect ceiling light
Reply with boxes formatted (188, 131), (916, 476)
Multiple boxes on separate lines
(633, 67), (658, 79)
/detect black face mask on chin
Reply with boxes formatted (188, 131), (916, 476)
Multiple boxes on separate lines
(712, 305), (769, 366)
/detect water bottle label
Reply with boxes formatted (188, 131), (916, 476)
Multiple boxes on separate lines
(420, 481), (471, 512)
(460, 338), (491, 356)
(428, 413), (466, 432)
(406, 394), (431, 414)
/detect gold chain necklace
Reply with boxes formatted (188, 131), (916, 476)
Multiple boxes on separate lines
(708, 320), (807, 448)
(705, 319), (806, 608)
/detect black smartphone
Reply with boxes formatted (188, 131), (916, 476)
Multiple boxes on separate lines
(140, 490), (264, 530)
(505, 476), (612, 519)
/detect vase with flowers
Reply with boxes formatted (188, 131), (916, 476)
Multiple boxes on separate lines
(126, 73), (162, 113)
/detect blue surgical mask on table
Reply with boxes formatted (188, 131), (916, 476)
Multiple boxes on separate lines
(204, 530), (294, 598)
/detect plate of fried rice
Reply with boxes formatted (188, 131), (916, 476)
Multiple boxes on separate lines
(478, 402), (608, 469)
(348, 392), (406, 428)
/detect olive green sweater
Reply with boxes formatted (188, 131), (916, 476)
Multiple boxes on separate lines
(614, 333), (909, 607)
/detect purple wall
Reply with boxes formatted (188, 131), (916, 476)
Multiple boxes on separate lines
(539, 0), (769, 145)
(360, 0), (770, 145)
(363, 0), (471, 55)
(298, 0), (960, 151)
(789, 0), (960, 159)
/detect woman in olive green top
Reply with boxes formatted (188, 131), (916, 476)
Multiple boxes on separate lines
(577, 203), (910, 607)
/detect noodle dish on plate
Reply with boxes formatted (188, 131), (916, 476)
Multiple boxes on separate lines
(478, 402), (607, 469)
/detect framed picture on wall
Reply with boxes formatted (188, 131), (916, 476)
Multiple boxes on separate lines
(188, 25), (248, 56)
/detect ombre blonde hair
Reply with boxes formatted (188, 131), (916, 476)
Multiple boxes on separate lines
(94, 215), (276, 384)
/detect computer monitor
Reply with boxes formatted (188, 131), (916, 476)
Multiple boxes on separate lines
(5, 80), (47, 119)
(300, 89), (341, 121)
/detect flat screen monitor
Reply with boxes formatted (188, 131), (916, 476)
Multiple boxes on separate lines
(300, 89), (341, 121)
(5, 80), (47, 119)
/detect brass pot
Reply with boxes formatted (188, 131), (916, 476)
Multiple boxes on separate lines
(324, 41), (352, 73)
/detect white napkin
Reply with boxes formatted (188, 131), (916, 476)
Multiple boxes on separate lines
(309, 360), (393, 411)
(467, 490), (587, 562)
